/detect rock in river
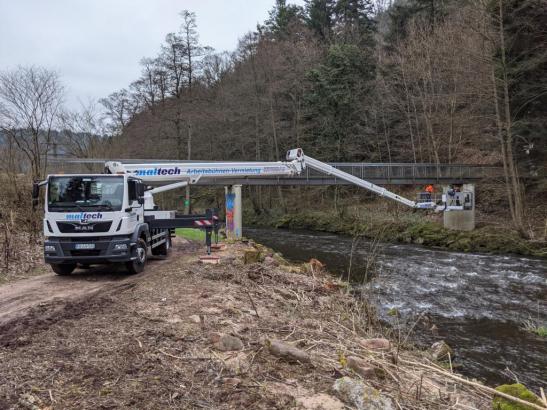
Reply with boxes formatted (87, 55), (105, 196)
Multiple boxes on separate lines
(430, 340), (453, 361)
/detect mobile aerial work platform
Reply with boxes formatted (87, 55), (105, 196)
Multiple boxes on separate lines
(34, 148), (438, 275)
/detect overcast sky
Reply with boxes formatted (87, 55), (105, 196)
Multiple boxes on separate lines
(0, 0), (304, 110)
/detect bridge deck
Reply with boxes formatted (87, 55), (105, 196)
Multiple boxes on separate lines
(48, 159), (505, 185)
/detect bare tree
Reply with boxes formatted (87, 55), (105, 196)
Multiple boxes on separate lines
(99, 88), (137, 135)
(0, 66), (64, 180)
(59, 100), (108, 164)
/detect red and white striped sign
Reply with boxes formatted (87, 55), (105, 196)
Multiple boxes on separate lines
(194, 220), (213, 227)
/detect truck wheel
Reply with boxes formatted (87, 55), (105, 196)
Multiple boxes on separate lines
(126, 239), (147, 274)
(51, 263), (76, 276)
(153, 234), (171, 257)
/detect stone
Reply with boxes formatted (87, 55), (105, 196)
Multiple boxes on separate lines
(209, 332), (221, 343)
(387, 308), (399, 317)
(359, 338), (391, 351)
(214, 334), (244, 351)
(430, 340), (452, 361)
(243, 249), (262, 264)
(188, 314), (201, 324)
(295, 393), (345, 410)
(309, 258), (325, 272)
(263, 256), (278, 266)
(333, 377), (395, 410)
(346, 356), (376, 379)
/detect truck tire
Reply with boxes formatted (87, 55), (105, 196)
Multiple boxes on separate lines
(51, 263), (76, 275)
(126, 238), (147, 274)
(152, 233), (171, 257)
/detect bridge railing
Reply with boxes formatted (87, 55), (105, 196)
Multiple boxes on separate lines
(301, 162), (504, 182)
(45, 156), (508, 184)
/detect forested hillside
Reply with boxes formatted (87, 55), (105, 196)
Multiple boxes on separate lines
(97, 0), (546, 236)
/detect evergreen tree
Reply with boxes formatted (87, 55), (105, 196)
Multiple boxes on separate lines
(501, 0), (547, 178)
(304, 0), (336, 42)
(385, 0), (454, 45)
(304, 44), (375, 160)
(265, 0), (304, 38)
(333, 0), (375, 46)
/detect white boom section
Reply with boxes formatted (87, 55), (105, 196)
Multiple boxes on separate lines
(304, 155), (418, 208)
(105, 158), (304, 183)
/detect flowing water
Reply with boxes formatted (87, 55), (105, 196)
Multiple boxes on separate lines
(246, 227), (547, 389)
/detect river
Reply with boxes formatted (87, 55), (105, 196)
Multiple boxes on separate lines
(246, 227), (547, 390)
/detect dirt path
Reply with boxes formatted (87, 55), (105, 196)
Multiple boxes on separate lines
(0, 238), (198, 327)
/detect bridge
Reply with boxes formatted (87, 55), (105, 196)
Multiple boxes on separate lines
(49, 157), (504, 185)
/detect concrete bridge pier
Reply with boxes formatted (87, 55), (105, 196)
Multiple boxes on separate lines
(225, 184), (242, 240)
(442, 183), (475, 231)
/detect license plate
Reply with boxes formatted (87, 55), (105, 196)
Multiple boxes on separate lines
(75, 243), (95, 250)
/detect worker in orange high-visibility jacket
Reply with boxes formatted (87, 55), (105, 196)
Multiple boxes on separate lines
(424, 184), (434, 201)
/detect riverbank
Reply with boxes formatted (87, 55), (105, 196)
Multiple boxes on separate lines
(245, 227), (547, 392)
(4, 239), (543, 409)
(244, 207), (547, 258)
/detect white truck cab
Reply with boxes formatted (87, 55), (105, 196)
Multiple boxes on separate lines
(39, 173), (166, 275)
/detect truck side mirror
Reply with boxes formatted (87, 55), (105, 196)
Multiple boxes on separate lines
(137, 183), (145, 205)
(32, 182), (40, 209)
(32, 182), (40, 199)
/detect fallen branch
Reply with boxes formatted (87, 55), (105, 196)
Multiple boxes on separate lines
(246, 291), (260, 318)
(267, 339), (311, 363)
(400, 358), (547, 410)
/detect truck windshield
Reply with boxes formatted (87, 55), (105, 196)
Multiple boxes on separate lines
(48, 176), (124, 212)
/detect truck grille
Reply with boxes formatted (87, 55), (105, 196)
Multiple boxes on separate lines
(57, 221), (112, 233)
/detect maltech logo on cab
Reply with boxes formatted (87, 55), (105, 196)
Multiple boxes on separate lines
(65, 212), (103, 222)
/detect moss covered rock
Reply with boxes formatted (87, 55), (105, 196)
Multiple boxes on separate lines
(243, 249), (262, 264)
(492, 383), (542, 410)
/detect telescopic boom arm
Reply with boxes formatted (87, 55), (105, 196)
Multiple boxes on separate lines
(104, 148), (435, 209)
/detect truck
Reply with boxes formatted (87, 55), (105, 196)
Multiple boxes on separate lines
(33, 148), (441, 275)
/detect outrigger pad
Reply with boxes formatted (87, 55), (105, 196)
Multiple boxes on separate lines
(199, 255), (220, 264)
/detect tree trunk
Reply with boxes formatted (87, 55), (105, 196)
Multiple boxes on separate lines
(495, 0), (527, 236)
(185, 122), (192, 214)
(269, 90), (285, 211)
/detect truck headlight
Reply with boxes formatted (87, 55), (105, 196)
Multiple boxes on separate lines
(114, 243), (128, 251)
(45, 245), (56, 252)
